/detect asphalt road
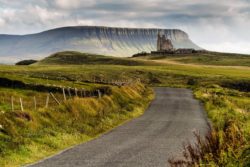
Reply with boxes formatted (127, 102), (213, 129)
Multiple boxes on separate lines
(28, 88), (208, 167)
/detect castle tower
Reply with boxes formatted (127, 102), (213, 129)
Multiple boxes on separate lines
(157, 32), (162, 51)
(157, 32), (174, 51)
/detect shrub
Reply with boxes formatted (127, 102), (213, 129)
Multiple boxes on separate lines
(187, 78), (197, 86)
(15, 60), (37, 65)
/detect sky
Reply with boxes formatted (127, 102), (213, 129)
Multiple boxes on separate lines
(0, 0), (250, 54)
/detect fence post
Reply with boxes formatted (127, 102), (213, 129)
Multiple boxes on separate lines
(75, 88), (78, 97)
(67, 88), (72, 98)
(11, 96), (14, 111)
(83, 89), (86, 97)
(20, 98), (24, 111)
(34, 96), (37, 110)
(97, 90), (101, 99)
(62, 88), (66, 101)
(80, 89), (83, 97)
(45, 94), (50, 108)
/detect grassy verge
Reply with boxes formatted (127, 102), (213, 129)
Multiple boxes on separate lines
(193, 85), (250, 166)
(0, 83), (154, 167)
(169, 84), (250, 166)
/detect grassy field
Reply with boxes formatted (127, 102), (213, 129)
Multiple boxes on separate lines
(36, 51), (161, 66)
(0, 51), (249, 166)
(134, 51), (250, 67)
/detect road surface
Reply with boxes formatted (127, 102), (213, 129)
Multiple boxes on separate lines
(28, 88), (208, 167)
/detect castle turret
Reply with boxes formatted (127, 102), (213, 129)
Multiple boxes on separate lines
(157, 32), (161, 51)
(157, 33), (174, 51)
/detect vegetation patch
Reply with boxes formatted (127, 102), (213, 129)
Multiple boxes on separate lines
(0, 83), (153, 167)
(16, 60), (37, 66)
(221, 80), (250, 92)
(36, 51), (161, 66)
(134, 51), (250, 67)
(169, 85), (250, 166)
(0, 51), (249, 166)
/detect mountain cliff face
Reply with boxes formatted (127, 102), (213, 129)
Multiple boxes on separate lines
(0, 26), (201, 63)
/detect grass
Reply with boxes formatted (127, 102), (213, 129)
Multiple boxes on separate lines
(134, 51), (250, 67)
(169, 121), (248, 166)
(0, 51), (249, 166)
(169, 85), (250, 166)
(1, 62), (250, 90)
(36, 51), (160, 66)
(0, 83), (154, 167)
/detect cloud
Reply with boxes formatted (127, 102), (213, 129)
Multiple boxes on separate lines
(26, 5), (65, 23)
(0, 18), (5, 27)
(52, 0), (96, 9)
(0, 0), (250, 53)
(202, 41), (250, 54)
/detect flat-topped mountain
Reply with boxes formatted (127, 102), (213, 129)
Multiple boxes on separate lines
(0, 26), (201, 63)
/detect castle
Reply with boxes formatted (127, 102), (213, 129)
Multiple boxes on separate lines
(157, 33), (174, 51)
(133, 32), (204, 57)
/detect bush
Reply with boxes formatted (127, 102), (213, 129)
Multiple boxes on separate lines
(222, 81), (250, 92)
(15, 60), (37, 65)
(187, 78), (197, 86)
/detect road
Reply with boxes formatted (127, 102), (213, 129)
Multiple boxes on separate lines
(28, 88), (208, 167)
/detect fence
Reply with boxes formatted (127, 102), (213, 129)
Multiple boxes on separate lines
(0, 78), (142, 112)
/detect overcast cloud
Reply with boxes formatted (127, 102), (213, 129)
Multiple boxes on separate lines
(0, 0), (250, 53)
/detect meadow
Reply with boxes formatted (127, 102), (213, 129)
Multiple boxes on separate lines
(136, 51), (250, 67)
(0, 51), (249, 166)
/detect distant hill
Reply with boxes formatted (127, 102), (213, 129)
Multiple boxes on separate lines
(36, 51), (159, 66)
(0, 26), (201, 63)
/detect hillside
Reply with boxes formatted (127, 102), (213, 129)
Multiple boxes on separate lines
(133, 51), (250, 67)
(36, 51), (159, 66)
(0, 26), (201, 63)
(37, 51), (250, 67)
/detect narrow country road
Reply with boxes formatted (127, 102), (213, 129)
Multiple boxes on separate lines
(28, 88), (208, 167)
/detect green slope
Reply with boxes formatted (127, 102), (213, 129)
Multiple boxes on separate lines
(36, 51), (159, 66)
(134, 51), (250, 67)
